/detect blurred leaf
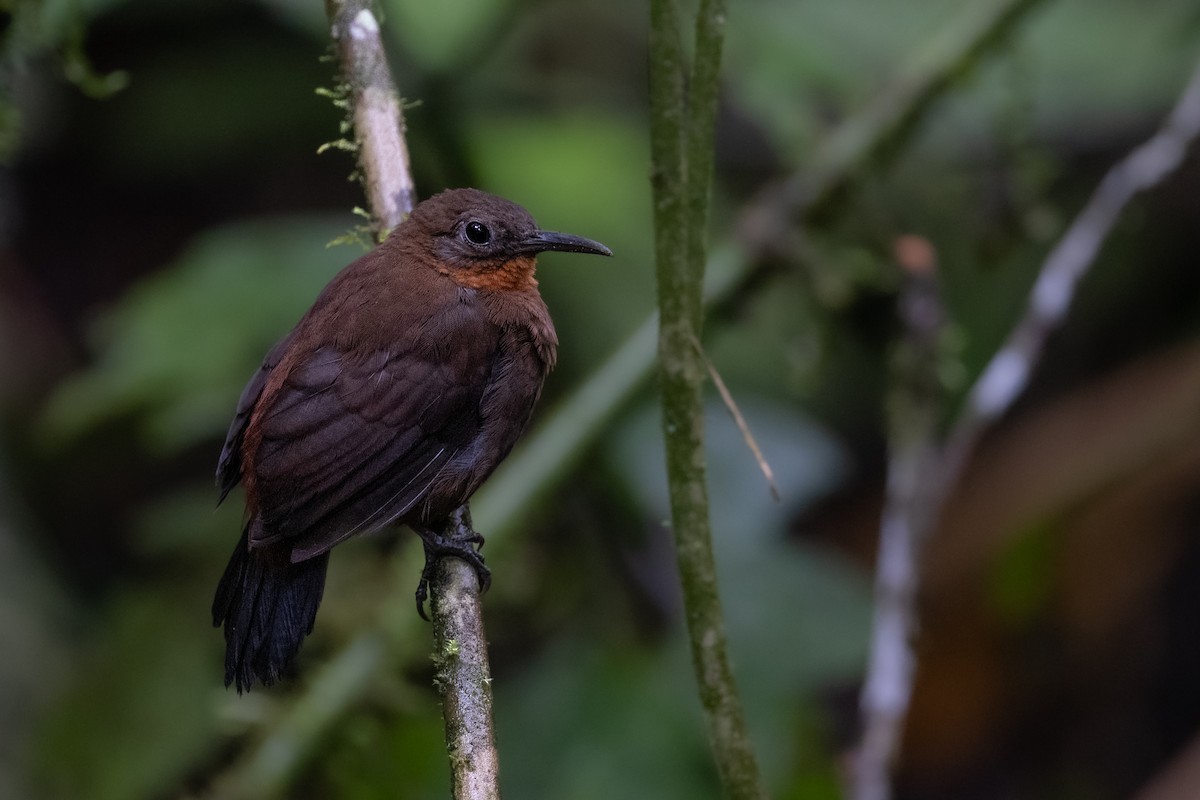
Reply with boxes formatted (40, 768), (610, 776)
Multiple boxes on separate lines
(497, 637), (717, 800)
(31, 582), (222, 800)
(384, 0), (509, 72)
(1013, 0), (1200, 131)
(601, 398), (871, 788)
(40, 216), (354, 454)
(726, 0), (1199, 165)
(0, 454), (71, 800)
(2, 0), (132, 64)
(133, 485), (245, 558)
(321, 709), (449, 799)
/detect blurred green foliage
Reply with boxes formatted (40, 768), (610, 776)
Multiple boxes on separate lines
(33, 585), (222, 800)
(388, 0), (510, 72)
(3, 0), (1200, 798)
(40, 217), (353, 453)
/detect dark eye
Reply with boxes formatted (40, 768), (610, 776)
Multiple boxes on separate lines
(464, 220), (490, 245)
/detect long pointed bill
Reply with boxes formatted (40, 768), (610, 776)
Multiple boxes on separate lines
(523, 230), (613, 257)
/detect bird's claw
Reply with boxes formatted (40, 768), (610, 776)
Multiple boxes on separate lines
(415, 529), (491, 621)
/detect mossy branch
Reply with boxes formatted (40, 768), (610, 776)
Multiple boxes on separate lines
(328, 3), (500, 799)
(325, 0), (415, 234)
(429, 507), (500, 800)
(650, 0), (767, 797)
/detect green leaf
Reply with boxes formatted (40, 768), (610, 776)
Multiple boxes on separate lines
(596, 399), (871, 788)
(40, 216), (355, 454)
(31, 583), (223, 800)
(383, 0), (509, 72)
(497, 638), (718, 800)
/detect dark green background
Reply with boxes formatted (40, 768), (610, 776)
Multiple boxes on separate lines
(3, 1), (1200, 798)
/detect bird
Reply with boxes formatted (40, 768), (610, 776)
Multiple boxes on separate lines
(212, 187), (612, 692)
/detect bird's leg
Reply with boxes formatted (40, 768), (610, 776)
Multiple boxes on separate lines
(413, 510), (491, 620)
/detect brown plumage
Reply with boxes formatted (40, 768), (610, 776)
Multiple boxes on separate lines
(213, 188), (611, 691)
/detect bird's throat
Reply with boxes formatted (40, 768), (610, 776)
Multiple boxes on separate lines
(446, 255), (539, 293)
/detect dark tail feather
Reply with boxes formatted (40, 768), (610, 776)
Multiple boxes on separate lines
(212, 527), (329, 692)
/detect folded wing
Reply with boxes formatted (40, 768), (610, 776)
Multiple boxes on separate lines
(249, 318), (498, 561)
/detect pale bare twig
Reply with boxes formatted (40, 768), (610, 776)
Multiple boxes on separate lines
(1133, 730), (1200, 800)
(943, 59), (1200, 478)
(853, 238), (945, 800)
(325, 0), (415, 233)
(852, 57), (1200, 800)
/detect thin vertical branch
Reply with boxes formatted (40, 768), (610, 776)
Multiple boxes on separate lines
(326, 0), (415, 232)
(650, 0), (767, 797)
(329, 4), (500, 799)
(430, 506), (500, 800)
(853, 239), (946, 800)
(852, 56), (1200, 800)
(682, 0), (725, 300)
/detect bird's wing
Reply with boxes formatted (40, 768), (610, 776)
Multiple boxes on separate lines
(217, 335), (294, 503)
(248, 321), (498, 561)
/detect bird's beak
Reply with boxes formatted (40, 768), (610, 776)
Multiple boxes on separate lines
(522, 230), (613, 257)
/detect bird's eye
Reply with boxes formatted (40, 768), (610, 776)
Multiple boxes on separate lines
(464, 221), (491, 245)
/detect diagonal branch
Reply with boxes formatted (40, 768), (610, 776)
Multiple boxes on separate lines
(742, 0), (1046, 253)
(852, 55), (1200, 800)
(943, 58), (1200, 478)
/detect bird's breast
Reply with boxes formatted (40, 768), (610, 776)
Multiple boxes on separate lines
(482, 290), (557, 371)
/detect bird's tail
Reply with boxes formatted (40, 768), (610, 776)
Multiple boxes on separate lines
(212, 526), (329, 692)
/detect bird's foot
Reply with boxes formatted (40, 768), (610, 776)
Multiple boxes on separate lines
(414, 528), (491, 621)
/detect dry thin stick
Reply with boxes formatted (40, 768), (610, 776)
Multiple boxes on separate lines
(943, 58), (1200, 477)
(852, 58), (1200, 800)
(689, 332), (780, 501)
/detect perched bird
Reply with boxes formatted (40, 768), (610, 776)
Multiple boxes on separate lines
(213, 188), (611, 692)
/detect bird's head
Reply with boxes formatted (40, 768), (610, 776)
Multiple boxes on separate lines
(398, 188), (612, 292)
